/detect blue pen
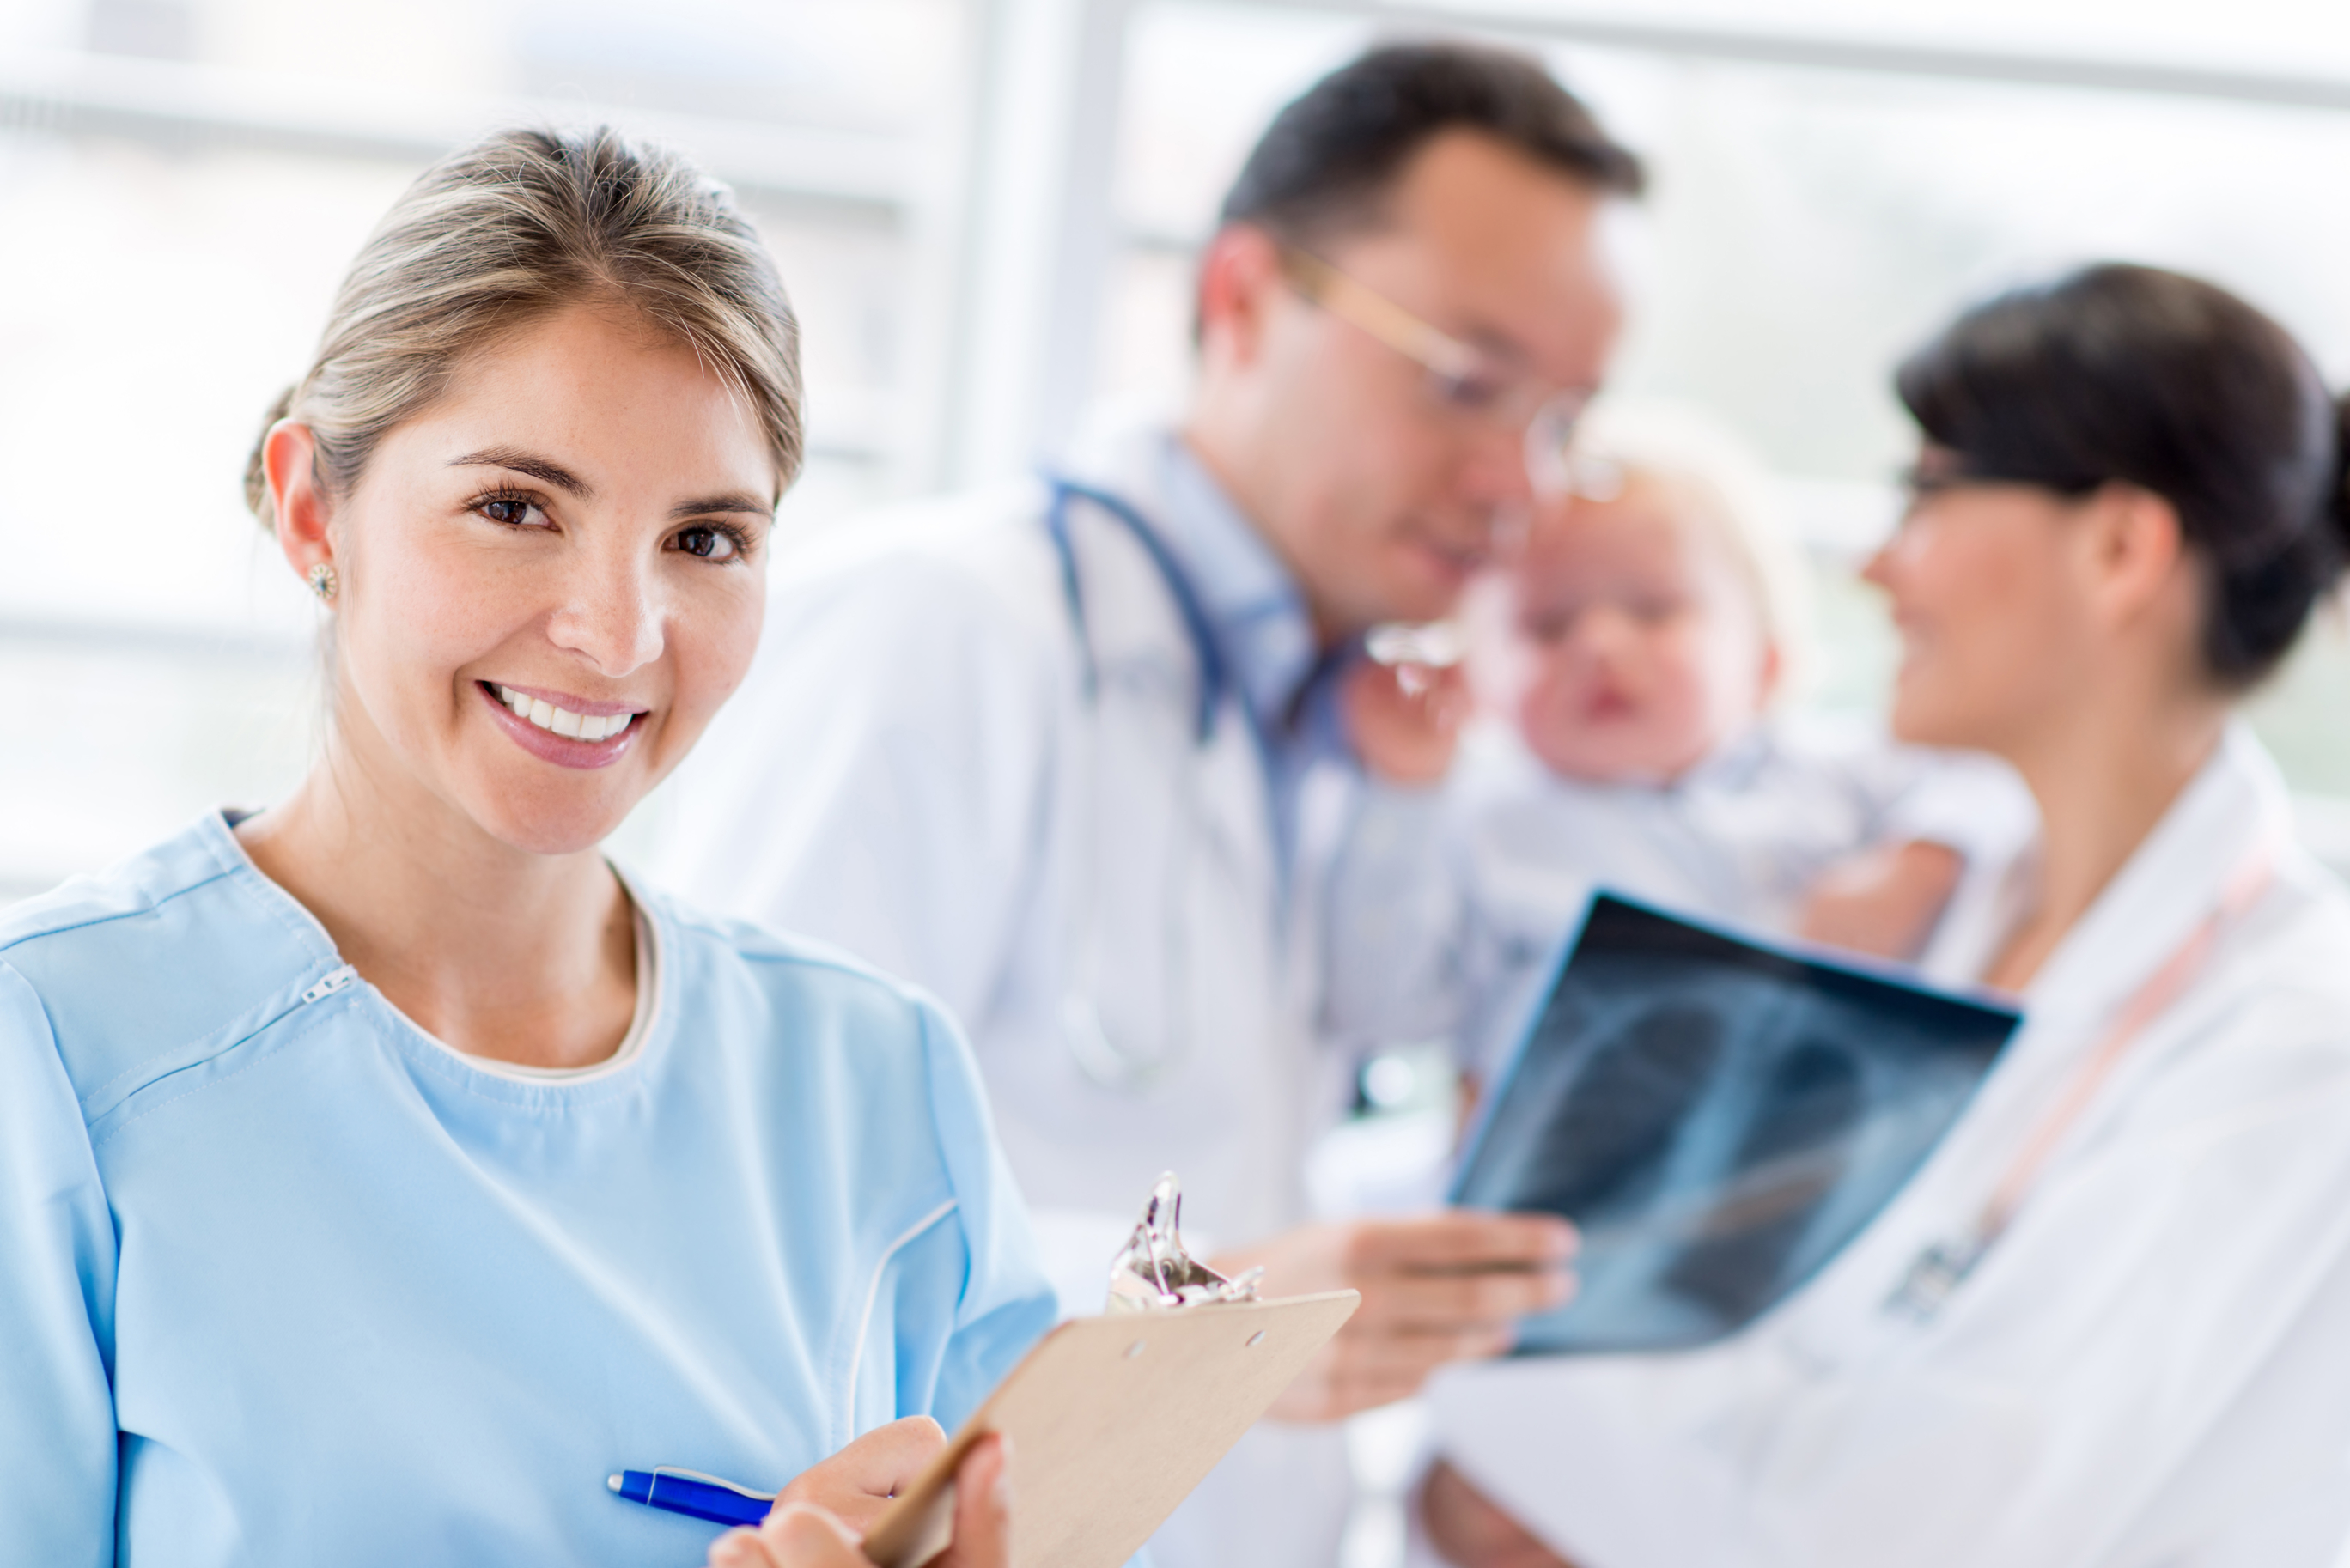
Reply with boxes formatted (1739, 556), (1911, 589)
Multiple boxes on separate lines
(607, 1467), (776, 1528)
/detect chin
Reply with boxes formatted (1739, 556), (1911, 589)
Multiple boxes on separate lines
(1381, 555), (1475, 623)
(466, 783), (635, 860)
(1885, 690), (1969, 751)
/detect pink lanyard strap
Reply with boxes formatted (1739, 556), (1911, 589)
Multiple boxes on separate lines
(1885, 842), (2280, 1323)
(1970, 844), (2278, 1249)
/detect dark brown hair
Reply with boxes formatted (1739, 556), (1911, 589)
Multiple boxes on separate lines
(1218, 40), (1644, 247)
(1898, 263), (2348, 689)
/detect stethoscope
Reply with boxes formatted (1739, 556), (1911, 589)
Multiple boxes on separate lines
(1040, 475), (1235, 1091)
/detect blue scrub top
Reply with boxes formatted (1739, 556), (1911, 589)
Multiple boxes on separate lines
(0, 812), (1059, 1567)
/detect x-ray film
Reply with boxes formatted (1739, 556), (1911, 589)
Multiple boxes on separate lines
(1452, 892), (2023, 1355)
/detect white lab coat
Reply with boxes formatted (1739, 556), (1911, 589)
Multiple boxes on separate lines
(1422, 724), (2350, 1568)
(658, 425), (1355, 1568)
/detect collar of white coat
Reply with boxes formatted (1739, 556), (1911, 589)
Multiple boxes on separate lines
(1945, 720), (2292, 1035)
(1054, 418), (1318, 736)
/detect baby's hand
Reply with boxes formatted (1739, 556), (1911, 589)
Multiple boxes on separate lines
(1342, 656), (1469, 787)
(1796, 841), (1965, 961)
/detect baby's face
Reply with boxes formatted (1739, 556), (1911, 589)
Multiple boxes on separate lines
(1501, 481), (1774, 785)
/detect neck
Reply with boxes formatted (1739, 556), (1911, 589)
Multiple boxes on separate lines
(1986, 690), (2228, 993)
(236, 732), (635, 1071)
(1180, 413), (1343, 651)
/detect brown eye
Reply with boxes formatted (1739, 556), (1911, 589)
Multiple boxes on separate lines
(675, 525), (739, 562)
(475, 495), (549, 528)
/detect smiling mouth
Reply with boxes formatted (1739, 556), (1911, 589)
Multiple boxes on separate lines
(483, 683), (640, 743)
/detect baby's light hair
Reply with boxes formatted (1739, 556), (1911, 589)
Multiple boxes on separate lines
(1548, 398), (1817, 704)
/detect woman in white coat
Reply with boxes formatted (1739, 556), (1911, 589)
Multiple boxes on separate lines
(1419, 264), (2350, 1568)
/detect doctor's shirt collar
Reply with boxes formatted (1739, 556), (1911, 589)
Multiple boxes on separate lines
(1153, 435), (1321, 738)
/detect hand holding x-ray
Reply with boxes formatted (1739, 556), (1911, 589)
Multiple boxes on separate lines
(1212, 1211), (1577, 1420)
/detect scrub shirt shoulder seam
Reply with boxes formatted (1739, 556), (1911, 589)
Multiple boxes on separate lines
(86, 979), (354, 1150)
(0, 860), (238, 957)
(3, 863), (350, 1122)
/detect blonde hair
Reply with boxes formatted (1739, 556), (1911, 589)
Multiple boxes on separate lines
(243, 125), (801, 523)
(1552, 398), (1817, 701)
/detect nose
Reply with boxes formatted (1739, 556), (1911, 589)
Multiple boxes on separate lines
(1457, 419), (1537, 520)
(1860, 538), (1897, 595)
(546, 539), (666, 678)
(1574, 602), (1637, 655)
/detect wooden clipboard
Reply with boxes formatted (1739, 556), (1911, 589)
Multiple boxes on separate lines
(863, 1289), (1361, 1568)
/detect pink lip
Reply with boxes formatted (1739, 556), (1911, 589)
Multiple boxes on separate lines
(477, 682), (644, 770)
(1584, 689), (1635, 721)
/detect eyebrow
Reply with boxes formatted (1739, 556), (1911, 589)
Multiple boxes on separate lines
(669, 493), (776, 521)
(449, 447), (597, 499)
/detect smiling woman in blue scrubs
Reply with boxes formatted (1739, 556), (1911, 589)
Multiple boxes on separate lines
(0, 127), (1050, 1568)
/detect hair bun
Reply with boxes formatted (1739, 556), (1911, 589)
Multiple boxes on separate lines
(2329, 390), (2350, 556)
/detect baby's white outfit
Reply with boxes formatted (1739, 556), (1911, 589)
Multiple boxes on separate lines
(1321, 714), (2036, 1079)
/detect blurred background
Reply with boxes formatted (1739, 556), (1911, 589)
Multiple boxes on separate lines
(11, 0), (2350, 901)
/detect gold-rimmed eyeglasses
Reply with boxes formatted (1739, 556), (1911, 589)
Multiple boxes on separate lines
(1277, 246), (1592, 485)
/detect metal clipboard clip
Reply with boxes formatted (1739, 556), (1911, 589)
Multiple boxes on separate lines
(1105, 1171), (1264, 1312)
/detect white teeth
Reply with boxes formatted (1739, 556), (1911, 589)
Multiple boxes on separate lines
(495, 686), (634, 743)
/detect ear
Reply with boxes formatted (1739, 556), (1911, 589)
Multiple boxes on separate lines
(2077, 483), (2189, 632)
(262, 421), (336, 586)
(1755, 637), (1785, 708)
(1194, 223), (1286, 372)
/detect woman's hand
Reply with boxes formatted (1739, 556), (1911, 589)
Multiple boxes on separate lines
(770, 1416), (947, 1538)
(1796, 839), (1964, 961)
(703, 1431), (1013, 1568)
(1419, 1457), (1576, 1568)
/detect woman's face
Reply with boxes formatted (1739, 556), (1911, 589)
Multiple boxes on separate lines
(1863, 453), (2095, 757)
(303, 301), (777, 856)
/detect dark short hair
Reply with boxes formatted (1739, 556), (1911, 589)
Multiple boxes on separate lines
(1897, 263), (2349, 689)
(1218, 40), (1644, 246)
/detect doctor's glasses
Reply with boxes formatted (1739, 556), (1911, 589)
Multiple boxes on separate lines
(1277, 246), (1592, 490)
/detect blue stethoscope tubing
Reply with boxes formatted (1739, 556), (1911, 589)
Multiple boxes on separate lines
(1042, 475), (1228, 744)
(1039, 473), (1233, 1090)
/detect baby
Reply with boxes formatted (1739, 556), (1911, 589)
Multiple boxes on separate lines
(1324, 404), (2031, 1080)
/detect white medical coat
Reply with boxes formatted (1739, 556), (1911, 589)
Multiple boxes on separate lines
(1423, 725), (2350, 1567)
(660, 425), (1356, 1568)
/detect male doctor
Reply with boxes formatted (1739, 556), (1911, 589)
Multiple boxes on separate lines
(661, 42), (1641, 1567)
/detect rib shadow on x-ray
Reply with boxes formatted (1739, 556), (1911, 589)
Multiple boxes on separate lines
(1452, 893), (2022, 1355)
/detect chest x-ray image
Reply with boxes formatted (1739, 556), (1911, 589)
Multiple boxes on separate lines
(1453, 893), (2023, 1354)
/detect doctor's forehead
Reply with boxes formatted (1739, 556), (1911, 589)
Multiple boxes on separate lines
(1329, 134), (1621, 358)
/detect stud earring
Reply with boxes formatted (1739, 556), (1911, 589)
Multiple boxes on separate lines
(307, 562), (338, 602)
